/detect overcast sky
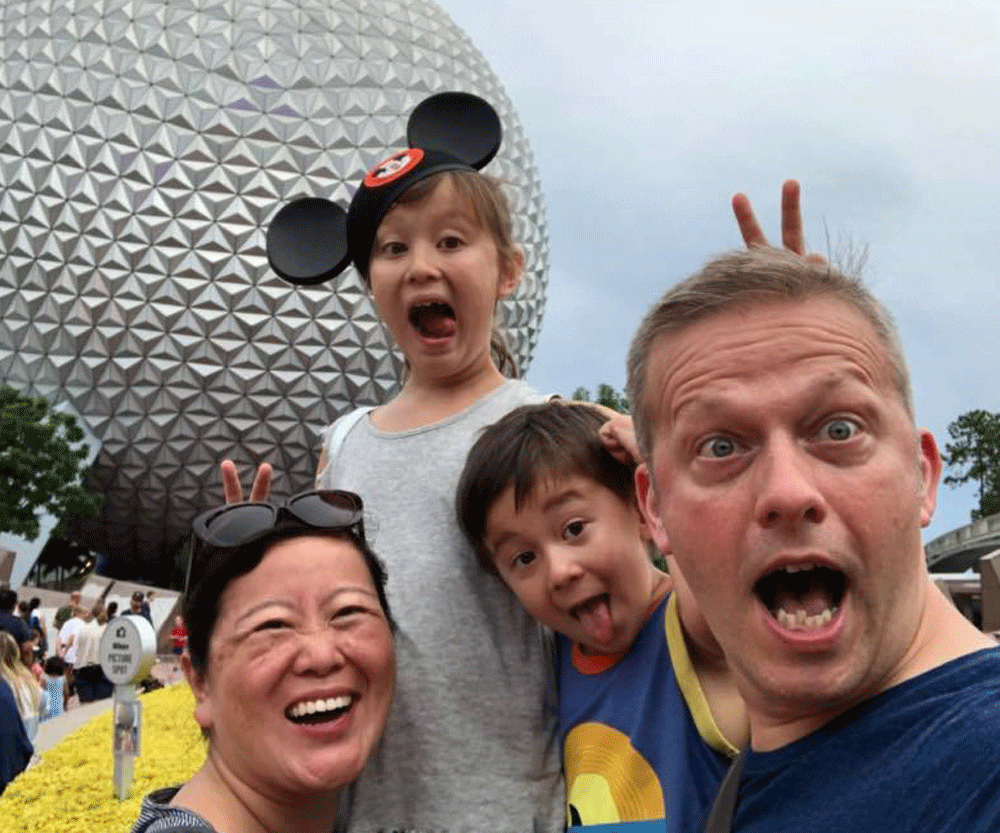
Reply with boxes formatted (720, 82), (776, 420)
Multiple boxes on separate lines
(440, 0), (1000, 544)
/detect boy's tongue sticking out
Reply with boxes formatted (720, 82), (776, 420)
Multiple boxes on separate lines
(574, 594), (614, 649)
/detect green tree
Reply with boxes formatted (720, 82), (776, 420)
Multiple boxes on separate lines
(942, 408), (1000, 521)
(570, 383), (630, 414)
(0, 385), (104, 540)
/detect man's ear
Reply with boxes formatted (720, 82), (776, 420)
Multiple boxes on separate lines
(182, 653), (213, 732)
(918, 428), (942, 528)
(636, 463), (671, 555)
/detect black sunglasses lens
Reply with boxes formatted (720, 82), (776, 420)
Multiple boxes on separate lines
(200, 504), (278, 547)
(287, 491), (362, 529)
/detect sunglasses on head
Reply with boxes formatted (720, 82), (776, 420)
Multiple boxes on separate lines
(184, 489), (365, 594)
(192, 489), (366, 549)
(185, 489), (366, 596)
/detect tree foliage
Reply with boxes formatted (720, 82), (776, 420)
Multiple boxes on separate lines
(571, 383), (630, 414)
(0, 386), (104, 541)
(942, 408), (1000, 521)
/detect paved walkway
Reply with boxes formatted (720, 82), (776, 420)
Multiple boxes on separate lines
(31, 657), (185, 757)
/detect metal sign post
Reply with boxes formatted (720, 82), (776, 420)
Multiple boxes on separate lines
(99, 615), (157, 800)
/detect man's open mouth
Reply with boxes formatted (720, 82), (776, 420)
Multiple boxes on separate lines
(285, 695), (353, 725)
(408, 301), (456, 339)
(755, 563), (847, 631)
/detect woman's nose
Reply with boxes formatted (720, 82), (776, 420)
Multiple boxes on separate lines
(293, 628), (347, 676)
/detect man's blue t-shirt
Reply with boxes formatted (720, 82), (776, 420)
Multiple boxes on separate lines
(730, 647), (1000, 832)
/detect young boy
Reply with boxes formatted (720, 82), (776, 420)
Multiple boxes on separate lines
(457, 402), (747, 832)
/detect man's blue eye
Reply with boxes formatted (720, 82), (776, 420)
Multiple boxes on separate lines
(822, 419), (858, 442)
(700, 436), (736, 458)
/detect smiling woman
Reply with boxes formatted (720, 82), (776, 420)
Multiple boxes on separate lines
(129, 490), (396, 833)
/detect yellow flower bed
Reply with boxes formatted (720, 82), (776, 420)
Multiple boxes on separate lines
(0, 685), (204, 832)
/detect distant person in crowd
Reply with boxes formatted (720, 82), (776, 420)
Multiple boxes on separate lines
(16, 600), (30, 624)
(26, 598), (46, 660)
(53, 590), (82, 632)
(129, 488), (396, 833)
(0, 589), (32, 668)
(0, 632), (43, 742)
(170, 615), (187, 671)
(628, 239), (1000, 830)
(0, 675), (33, 797)
(57, 604), (86, 697)
(74, 602), (113, 703)
(106, 601), (119, 619)
(41, 656), (67, 722)
(26, 633), (44, 685)
(129, 591), (153, 625)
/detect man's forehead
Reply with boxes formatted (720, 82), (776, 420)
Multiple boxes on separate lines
(646, 297), (897, 417)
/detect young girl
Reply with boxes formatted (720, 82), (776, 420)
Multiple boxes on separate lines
(41, 655), (67, 722)
(0, 632), (43, 741)
(232, 93), (564, 833)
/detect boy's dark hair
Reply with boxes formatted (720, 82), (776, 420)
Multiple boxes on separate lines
(457, 402), (636, 575)
(44, 655), (66, 676)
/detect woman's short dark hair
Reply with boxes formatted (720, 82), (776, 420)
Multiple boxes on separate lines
(184, 525), (393, 675)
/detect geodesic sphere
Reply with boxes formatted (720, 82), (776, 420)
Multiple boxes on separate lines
(0, 0), (548, 576)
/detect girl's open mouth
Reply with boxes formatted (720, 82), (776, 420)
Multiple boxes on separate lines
(409, 302), (456, 339)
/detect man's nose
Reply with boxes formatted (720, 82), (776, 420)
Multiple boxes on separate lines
(754, 435), (827, 529)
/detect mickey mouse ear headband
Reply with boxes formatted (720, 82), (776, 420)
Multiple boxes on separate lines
(266, 91), (502, 285)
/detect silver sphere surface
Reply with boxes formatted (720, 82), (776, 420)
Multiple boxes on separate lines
(0, 0), (548, 574)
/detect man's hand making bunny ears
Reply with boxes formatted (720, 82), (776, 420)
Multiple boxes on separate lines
(732, 179), (827, 265)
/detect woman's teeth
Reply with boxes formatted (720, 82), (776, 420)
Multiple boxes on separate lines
(287, 695), (352, 720)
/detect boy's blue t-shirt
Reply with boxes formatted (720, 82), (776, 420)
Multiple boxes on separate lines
(558, 593), (739, 832)
(732, 646), (1000, 832)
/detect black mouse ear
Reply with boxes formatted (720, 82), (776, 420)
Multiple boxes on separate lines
(266, 198), (351, 286)
(406, 91), (502, 170)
